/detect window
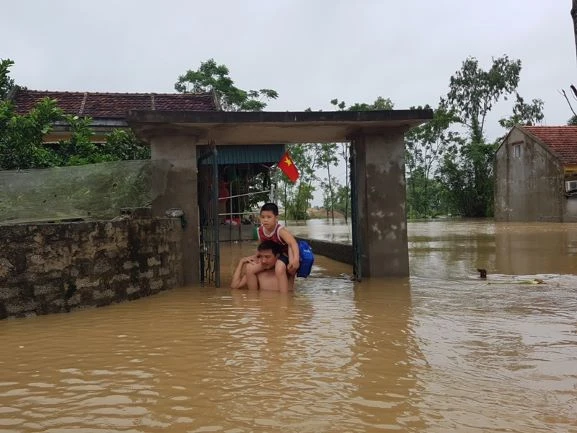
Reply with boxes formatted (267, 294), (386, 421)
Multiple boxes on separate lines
(512, 144), (521, 158)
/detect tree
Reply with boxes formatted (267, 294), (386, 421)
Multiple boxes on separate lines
(1, 59), (150, 170)
(405, 104), (460, 217)
(343, 96), (394, 111)
(0, 59), (15, 101)
(175, 59), (278, 111)
(441, 56), (523, 217)
(446, 56), (521, 143)
(332, 184), (351, 218)
(315, 143), (339, 222)
(326, 97), (394, 222)
(338, 143), (350, 223)
(0, 97), (63, 170)
(498, 93), (544, 129)
(101, 129), (150, 161)
(278, 143), (319, 221)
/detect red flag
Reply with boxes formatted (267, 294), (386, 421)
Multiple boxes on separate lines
(278, 151), (299, 183)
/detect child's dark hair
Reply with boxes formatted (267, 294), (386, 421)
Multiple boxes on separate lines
(260, 202), (279, 216)
(258, 240), (282, 256)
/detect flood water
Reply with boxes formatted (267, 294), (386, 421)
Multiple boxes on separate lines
(1, 219), (576, 432)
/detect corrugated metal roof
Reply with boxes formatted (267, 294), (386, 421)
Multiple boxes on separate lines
(198, 144), (285, 165)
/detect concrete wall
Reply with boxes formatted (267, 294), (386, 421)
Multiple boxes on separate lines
(352, 130), (409, 277)
(150, 135), (199, 284)
(297, 238), (353, 265)
(0, 215), (184, 320)
(495, 128), (564, 222)
(563, 197), (577, 222)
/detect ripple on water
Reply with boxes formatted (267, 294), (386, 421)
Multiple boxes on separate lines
(1, 239), (576, 432)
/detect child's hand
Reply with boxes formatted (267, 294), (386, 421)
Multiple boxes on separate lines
(287, 259), (299, 274)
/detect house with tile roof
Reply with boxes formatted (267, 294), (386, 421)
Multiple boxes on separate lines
(9, 87), (220, 143)
(8, 87), (285, 237)
(495, 125), (577, 222)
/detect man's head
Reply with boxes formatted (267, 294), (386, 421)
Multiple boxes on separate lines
(259, 202), (279, 231)
(257, 240), (282, 270)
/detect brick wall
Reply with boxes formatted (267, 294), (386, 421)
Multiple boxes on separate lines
(0, 216), (184, 319)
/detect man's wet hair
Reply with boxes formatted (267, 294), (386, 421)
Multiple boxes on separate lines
(260, 202), (279, 216)
(257, 240), (282, 256)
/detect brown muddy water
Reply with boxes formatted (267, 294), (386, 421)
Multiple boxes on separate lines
(1, 220), (576, 432)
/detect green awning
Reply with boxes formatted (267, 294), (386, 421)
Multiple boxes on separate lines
(197, 144), (285, 165)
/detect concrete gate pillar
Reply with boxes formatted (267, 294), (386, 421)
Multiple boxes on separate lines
(149, 134), (199, 285)
(352, 129), (409, 278)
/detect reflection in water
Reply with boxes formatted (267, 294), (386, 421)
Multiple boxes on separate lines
(494, 222), (577, 275)
(291, 218), (577, 279)
(348, 279), (425, 432)
(0, 220), (576, 432)
(287, 218), (353, 244)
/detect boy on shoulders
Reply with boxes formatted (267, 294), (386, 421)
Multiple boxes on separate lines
(245, 202), (299, 292)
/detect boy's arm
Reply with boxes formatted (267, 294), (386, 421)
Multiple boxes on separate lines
(279, 228), (300, 274)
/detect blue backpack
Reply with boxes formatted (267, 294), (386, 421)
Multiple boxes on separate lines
(297, 240), (314, 278)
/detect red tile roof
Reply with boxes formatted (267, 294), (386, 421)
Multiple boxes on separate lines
(11, 88), (219, 119)
(522, 126), (577, 166)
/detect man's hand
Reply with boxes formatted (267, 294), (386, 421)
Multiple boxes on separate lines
(241, 255), (258, 265)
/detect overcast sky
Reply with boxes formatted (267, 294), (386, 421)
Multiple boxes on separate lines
(3, 0), (576, 137)
(2, 0), (577, 203)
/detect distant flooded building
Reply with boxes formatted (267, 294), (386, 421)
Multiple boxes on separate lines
(495, 125), (577, 222)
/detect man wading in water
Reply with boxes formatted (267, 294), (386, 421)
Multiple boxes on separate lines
(230, 240), (293, 292)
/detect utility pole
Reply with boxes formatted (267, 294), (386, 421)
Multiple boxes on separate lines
(571, 0), (577, 64)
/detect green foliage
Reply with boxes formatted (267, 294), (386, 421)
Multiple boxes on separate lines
(56, 115), (100, 166)
(277, 97), (394, 222)
(315, 143), (339, 221)
(175, 59), (278, 111)
(439, 55), (528, 217)
(277, 177), (314, 221)
(406, 168), (448, 218)
(275, 143), (319, 221)
(51, 124), (150, 166)
(102, 129), (150, 160)
(446, 55), (521, 141)
(331, 96), (394, 111)
(438, 141), (497, 217)
(405, 104), (460, 218)
(0, 97), (63, 170)
(0, 107), (150, 170)
(332, 184), (351, 217)
(0, 58), (15, 100)
(498, 93), (544, 129)
(0, 59), (149, 171)
(56, 122), (149, 166)
(1, 55), (546, 222)
(321, 178), (351, 219)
